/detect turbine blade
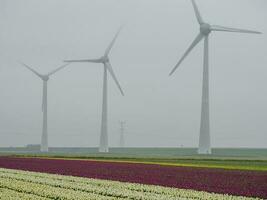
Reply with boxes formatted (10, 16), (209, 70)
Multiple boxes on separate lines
(169, 33), (204, 76)
(105, 62), (124, 96)
(46, 63), (70, 76)
(211, 25), (262, 34)
(191, 0), (204, 24)
(104, 25), (124, 56)
(64, 59), (101, 63)
(19, 62), (42, 78)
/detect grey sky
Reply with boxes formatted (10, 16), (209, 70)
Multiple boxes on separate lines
(0, 0), (266, 148)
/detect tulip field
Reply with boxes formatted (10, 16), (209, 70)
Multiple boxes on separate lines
(0, 156), (267, 199)
(0, 168), (262, 200)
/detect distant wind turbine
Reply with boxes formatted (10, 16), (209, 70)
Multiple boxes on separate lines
(169, 0), (261, 154)
(64, 27), (124, 153)
(20, 62), (69, 152)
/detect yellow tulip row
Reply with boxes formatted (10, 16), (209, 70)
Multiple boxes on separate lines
(0, 168), (261, 200)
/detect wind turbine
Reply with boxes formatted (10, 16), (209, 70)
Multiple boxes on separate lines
(20, 62), (69, 152)
(64, 27), (124, 153)
(169, 0), (261, 154)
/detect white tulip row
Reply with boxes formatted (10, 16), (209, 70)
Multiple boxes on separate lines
(0, 168), (261, 200)
(0, 187), (50, 200)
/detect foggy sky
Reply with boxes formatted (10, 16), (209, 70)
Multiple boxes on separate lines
(0, 0), (266, 148)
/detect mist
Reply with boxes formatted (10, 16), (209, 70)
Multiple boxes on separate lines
(0, 0), (266, 148)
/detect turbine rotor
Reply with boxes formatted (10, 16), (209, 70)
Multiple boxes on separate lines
(41, 76), (49, 81)
(100, 56), (109, 63)
(200, 23), (212, 35)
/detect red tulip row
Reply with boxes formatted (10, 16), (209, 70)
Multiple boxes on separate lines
(0, 156), (266, 199)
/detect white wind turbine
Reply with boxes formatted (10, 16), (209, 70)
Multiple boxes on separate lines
(20, 62), (69, 152)
(169, 0), (261, 154)
(64, 27), (124, 153)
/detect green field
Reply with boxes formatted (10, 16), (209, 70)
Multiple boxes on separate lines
(1, 147), (267, 157)
(1, 147), (267, 171)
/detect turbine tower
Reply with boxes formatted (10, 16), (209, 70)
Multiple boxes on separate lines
(119, 121), (126, 148)
(64, 27), (124, 153)
(20, 62), (69, 152)
(169, 0), (261, 154)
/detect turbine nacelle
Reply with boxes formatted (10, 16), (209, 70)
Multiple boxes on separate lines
(100, 56), (109, 63)
(200, 23), (211, 35)
(41, 75), (49, 81)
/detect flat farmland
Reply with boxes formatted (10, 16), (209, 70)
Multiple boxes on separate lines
(1, 147), (267, 158)
(0, 156), (266, 199)
(0, 168), (260, 200)
(1, 147), (267, 171)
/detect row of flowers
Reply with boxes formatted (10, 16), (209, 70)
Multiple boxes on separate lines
(0, 187), (49, 200)
(1, 157), (266, 198)
(0, 168), (261, 200)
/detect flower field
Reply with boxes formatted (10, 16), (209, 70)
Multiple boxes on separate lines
(0, 168), (262, 200)
(0, 157), (266, 199)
